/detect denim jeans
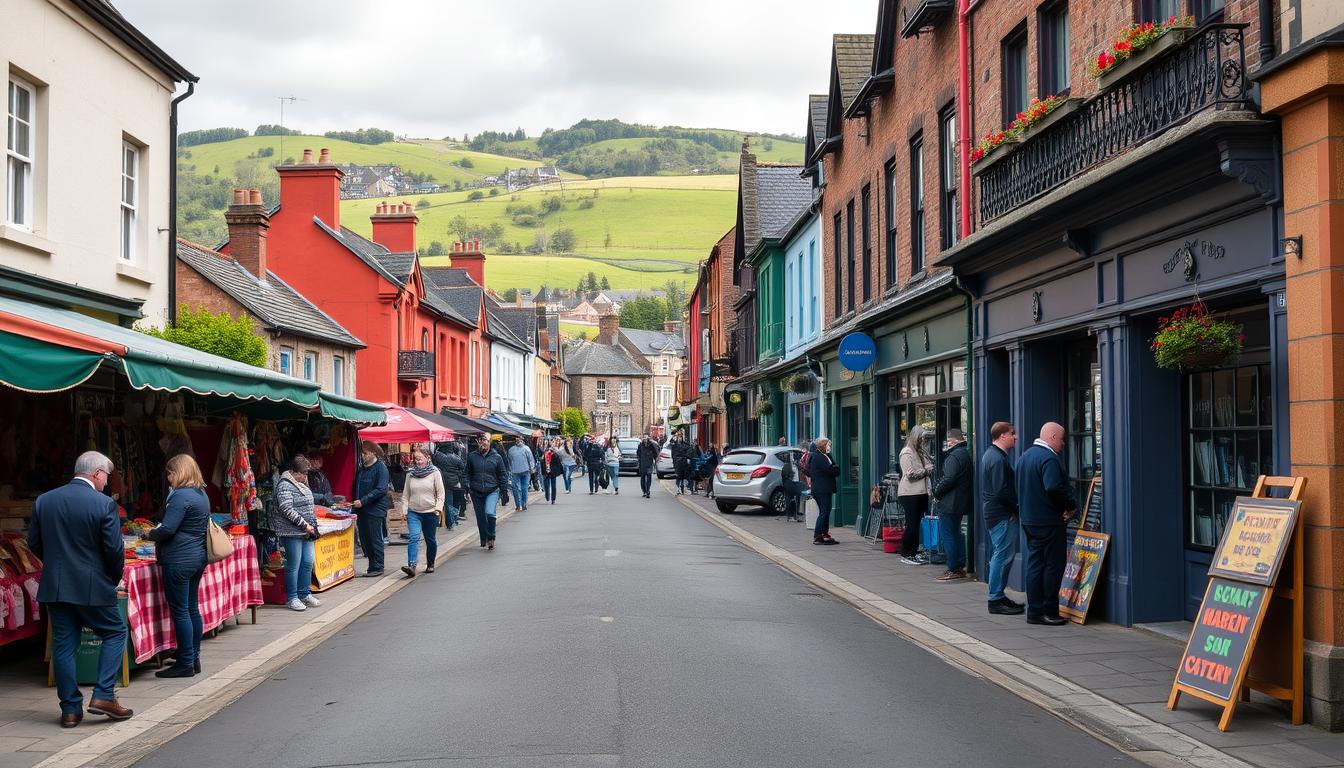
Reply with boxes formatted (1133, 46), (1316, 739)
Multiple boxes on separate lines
(588, 466), (602, 493)
(161, 560), (204, 669)
(281, 536), (316, 601)
(986, 517), (1020, 601)
(939, 512), (966, 573)
(512, 471), (530, 509)
(606, 464), (620, 491)
(356, 513), (385, 572)
(471, 490), (499, 543)
(48, 602), (125, 714)
(406, 509), (439, 568)
(542, 474), (558, 502)
(443, 494), (458, 529)
(562, 464), (574, 491)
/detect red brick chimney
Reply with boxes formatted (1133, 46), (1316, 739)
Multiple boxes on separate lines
(535, 304), (550, 360)
(450, 239), (486, 287)
(275, 146), (343, 230)
(596, 306), (620, 345)
(224, 188), (270, 279)
(371, 201), (418, 253)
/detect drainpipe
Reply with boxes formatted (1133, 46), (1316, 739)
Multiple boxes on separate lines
(167, 82), (194, 326)
(1257, 0), (1275, 64)
(958, 0), (972, 239)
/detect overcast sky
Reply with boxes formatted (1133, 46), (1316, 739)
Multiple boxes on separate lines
(113, 1), (877, 139)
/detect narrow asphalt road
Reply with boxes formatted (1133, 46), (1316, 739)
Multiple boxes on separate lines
(133, 481), (1138, 768)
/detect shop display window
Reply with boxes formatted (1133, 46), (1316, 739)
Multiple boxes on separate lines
(1185, 363), (1271, 549)
(1063, 340), (1100, 508)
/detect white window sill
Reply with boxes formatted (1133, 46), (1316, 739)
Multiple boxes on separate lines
(0, 225), (55, 256)
(115, 262), (154, 285)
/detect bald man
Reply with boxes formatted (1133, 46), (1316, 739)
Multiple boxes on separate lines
(1014, 422), (1077, 625)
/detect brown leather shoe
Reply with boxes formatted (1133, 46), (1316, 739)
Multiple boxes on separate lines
(60, 712), (82, 728)
(87, 698), (133, 720)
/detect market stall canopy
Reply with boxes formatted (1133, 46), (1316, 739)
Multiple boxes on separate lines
(502, 411), (561, 431)
(432, 410), (495, 437)
(0, 296), (385, 425)
(358, 403), (455, 443)
(406, 407), (470, 437)
(483, 413), (530, 436)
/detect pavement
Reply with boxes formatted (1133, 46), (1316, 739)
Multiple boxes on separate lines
(124, 481), (1134, 768)
(670, 485), (1344, 768)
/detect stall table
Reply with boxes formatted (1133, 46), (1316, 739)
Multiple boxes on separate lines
(124, 534), (262, 664)
(312, 513), (356, 592)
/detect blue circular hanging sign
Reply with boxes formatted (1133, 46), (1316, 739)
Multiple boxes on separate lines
(838, 332), (877, 372)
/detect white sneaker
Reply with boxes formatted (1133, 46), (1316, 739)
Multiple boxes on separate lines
(286, 598), (307, 611)
(301, 594), (321, 607)
(900, 556), (923, 566)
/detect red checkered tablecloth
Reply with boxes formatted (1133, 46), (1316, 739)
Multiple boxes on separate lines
(124, 534), (262, 663)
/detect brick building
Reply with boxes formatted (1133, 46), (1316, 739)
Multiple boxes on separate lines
(564, 308), (652, 438)
(684, 227), (739, 450)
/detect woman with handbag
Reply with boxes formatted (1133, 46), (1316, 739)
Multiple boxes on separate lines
(145, 454), (209, 677)
(274, 455), (320, 611)
(898, 425), (935, 565)
(604, 438), (622, 495)
(400, 445), (445, 578)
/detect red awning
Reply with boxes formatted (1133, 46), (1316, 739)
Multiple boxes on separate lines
(357, 403), (455, 443)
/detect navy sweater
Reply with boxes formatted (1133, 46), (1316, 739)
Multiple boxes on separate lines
(1014, 443), (1076, 527)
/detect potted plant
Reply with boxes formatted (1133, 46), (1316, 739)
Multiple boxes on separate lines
(1017, 94), (1083, 139)
(970, 127), (1023, 175)
(754, 400), (775, 418)
(1091, 15), (1196, 90)
(1150, 303), (1244, 370)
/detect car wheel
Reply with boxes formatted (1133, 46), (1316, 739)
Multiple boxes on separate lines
(768, 489), (788, 515)
(715, 500), (736, 514)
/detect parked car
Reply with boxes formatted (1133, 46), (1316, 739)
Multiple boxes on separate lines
(712, 446), (803, 515)
(656, 446), (675, 478)
(617, 438), (640, 475)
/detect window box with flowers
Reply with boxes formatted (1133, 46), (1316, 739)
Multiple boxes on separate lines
(1019, 96), (1085, 139)
(1150, 303), (1244, 370)
(969, 129), (1022, 176)
(971, 95), (1075, 176)
(1092, 16), (1196, 91)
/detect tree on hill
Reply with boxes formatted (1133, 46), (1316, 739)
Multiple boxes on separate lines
(620, 297), (670, 331)
(550, 228), (577, 253)
(141, 306), (267, 367)
(322, 127), (394, 145)
(255, 124), (301, 136)
(426, 241), (446, 256)
(584, 272), (599, 292)
(599, 276), (611, 290)
(662, 280), (686, 317)
(467, 190), (485, 201)
(179, 127), (249, 147)
(500, 288), (518, 302)
(458, 157), (474, 168)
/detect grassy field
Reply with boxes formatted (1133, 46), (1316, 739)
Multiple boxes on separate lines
(342, 176), (736, 292)
(559, 320), (596, 339)
(559, 135), (804, 170)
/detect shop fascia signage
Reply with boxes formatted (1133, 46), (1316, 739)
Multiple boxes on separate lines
(838, 332), (877, 372)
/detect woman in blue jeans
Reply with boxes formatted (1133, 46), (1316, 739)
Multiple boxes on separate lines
(145, 454), (210, 678)
(399, 445), (444, 577)
(274, 455), (320, 612)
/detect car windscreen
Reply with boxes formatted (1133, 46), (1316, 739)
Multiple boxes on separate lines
(619, 440), (640, 452)
(722, 451), (765, 466)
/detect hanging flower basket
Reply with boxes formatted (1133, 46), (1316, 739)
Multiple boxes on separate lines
(1150, 303), (1244, 370)
(754, 400), (775, 418)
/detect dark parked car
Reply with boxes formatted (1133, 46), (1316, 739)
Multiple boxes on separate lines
(617, 438), (640, 476)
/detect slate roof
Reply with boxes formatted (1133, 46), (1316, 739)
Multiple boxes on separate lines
(546, 314), (560, 357)
(313, 219), (405, 286)
(835, 34), (876, 112)
(808, 94), (829, 150)
(620, 328), (684, 356)
(422, 266), (476, 289)
(430, 285), (484, 324)
(485, 304), (530, 352)
(494, 307), (537, 350)
(175, 240), (364, 348)
(757, 166), (813, 241)
(563, 340), (652, 377)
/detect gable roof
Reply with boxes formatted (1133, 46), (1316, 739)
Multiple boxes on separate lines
(175, 240), (364, 348)
(756, 166), (814, 242)
(313, 218), (406, 286)
(563, 340), (652, 377)
(73, 0), (196, 83)
(620, 327), (685, 356)
(494, 307), (537, 350)
(850, 0), (900, 117)
(485, 304), (530, 353)
(824, 34), (876, 150)
(804, 94), (830, 169)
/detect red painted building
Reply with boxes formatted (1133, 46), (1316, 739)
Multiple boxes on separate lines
(222, 148), (481, 411)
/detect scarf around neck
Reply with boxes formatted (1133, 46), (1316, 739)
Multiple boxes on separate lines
(408, 464), (437, 479)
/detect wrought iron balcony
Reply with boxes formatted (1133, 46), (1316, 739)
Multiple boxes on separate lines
(397, 350), (435, 379)
(977, 24), (1249, 223)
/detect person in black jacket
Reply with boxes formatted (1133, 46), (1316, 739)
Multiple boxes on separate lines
(1015, 422), (1077, 625)
(305, 452), (337, 506)
(806, 438), (842, 545)
(671, 434), (694, 495)
(636, 434), (659, 498)
(931, 428), (973, 582)
(980, 421), (1023, 615)
(352, 441), (390, 576)
(582, 437), (606, 494)
(432, 442), (465, 530)
(465, 435), (512, 549)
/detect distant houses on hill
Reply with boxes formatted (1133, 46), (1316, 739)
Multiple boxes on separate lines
(504, 166), (561, 192)
(338, 163), (445, 199)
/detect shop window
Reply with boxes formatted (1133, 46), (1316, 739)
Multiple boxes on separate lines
(860, 184), (872, 303)
(120, 143), (138, 263)
(1186, 363), (1272, 549)
(884, 158), (898, 288)
(909, 134), (925, 273)
(1139, 0), (1180, 22)
(938, 105), (959, 250)
(885, 360), (968, 473)
(7, 78), (35, 229)
(790, 401), (815, 443)
(1039, 1), (1070, 97)
(845, 199), (856, 313)
(1063, 339), (1100, 508)
(1001, 23), (1029, 127)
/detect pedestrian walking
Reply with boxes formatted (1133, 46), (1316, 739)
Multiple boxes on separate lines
(506, 436), (535, 511)
(431, 442), (464, 531)
(780, 447), (803, 520)
(583, 436), (606, 494)
(1016, 422), (1077, 625)
(575, 435), (590, 478)
(931, 428), (972, 582)
(29, 451), (133, 727)
(275, 455), (320, 611)
(806, 439), (840, 544)
(557, 437), (577, 493)
(400, 445), (445, 577)
(604, 438), (622, 494)
(897, 425), (935, 565)
(466, 434), (511, 549)
(672, 434), (693, 494)
(352, 441), (390, 576)
(530, 438), (543, 492)
(636, 434), (659, 498)
(701, 444), (721, 498)
(145, 454), (209, 677)
(542, 438), (565, 503)
(981, 421), (1023, 615)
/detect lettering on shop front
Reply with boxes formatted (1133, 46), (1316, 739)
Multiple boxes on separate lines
(1059, 530), (1110, 623)
(1208, 497), (1299, 586)
(1161, 240), (1226, 282)
(1174, 578), (1268, 702)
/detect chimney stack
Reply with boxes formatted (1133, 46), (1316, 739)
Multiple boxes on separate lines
(370, 200), (419, 254)
(225, 187), (270, 279)
(276, 147), (344, 230)
(318, 147), (330, 164)
(596, 307), (620, 345)
(449, 239), (487, 287)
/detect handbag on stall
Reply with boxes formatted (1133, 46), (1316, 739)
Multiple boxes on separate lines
(205, 519), (235, 564)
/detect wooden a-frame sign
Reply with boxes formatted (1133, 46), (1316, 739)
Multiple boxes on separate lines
(1167, 475), (1306, 731)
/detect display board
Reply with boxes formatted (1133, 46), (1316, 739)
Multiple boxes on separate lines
(1068, 476), (1103, 532)
(1175, 578), (1271, 701)
(311, 526), (355, 591)
(1208, 497), (1300, 586)
(1058, 530), (1110, 623)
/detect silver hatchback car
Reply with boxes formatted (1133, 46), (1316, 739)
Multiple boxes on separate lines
(712, 446), (803, 515)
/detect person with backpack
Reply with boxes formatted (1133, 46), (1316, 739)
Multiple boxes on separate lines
(806, 438), (840, 544)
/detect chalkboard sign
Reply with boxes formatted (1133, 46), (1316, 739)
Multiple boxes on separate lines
(1175, 578), (1271, 702)
(1059, 530), (1110, 623)
(1068, 476), (1103, 532)
(1208, 497), (1300, 586)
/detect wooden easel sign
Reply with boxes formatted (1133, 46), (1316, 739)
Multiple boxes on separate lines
(1059, 530), (1110, 624)
(1169, 578), (1272, 730)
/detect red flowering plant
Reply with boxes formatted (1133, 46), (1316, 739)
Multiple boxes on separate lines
(1150, 302), (1244, 370)
(970, 95), (1065, 163)
(1090, 15), (1195, 78)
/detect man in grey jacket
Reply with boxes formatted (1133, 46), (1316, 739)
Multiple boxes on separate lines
(506, 437), (537, 512)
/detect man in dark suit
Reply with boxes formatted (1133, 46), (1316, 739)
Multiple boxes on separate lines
(27, 451), (133, 727)
(1014, 423), (1077, 625)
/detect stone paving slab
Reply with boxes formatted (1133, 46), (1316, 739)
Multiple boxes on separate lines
(669, 487), (1342, 768)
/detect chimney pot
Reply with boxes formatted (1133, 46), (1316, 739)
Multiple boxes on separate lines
(301, 148), (314, 164)
(233, 188), (247, 205)
(318, 147), (330, 164)
(249, 188), (263, 205)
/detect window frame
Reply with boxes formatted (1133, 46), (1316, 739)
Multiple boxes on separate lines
(845, 199), (856, 313)
(6, 77), (36, 230)
(832, 212), (843, 317)
(619, 413), (632, 438)
(618, 380), (631, 404)
(938, 105), (959, 250)
(303, 351), (317, 382)
(1001, 22), (1029, 128)
(1038, 0), (1071, 97)
(860, 184), (872, 303)
(909, 133), (926, 274)
(1139, 0), (1182, 22)
(332, 355), (345, 395)
(884, 158), (898, 289)
(1192, 0), (1224, 23)
(596, 380), (608, 404)
(279, 346), (294, 376)
(120, 142), (138, 263)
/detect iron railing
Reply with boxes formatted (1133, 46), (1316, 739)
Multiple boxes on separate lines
(397, 350), (435, 379)
(978, 24), (1249, 223)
